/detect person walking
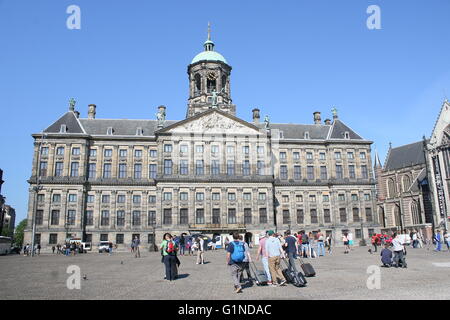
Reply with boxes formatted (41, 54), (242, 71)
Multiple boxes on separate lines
(239, 235), (252, 282)
(392, 233), (407, 268)
(196, 237), (205, 264)
(300, 231), (309, 258)
(342, 233), (350, 254)
(326, 233), (332, 254)
(160, 233), (178, 282)
(434, 230), (442, 252)
(347, 231), (354, 250)
(283, 230), (299, 273)
(371, 233), (379, 253)
(308, 232), (317, 258)
(444, 231), (450, 251)
(316, 229), (325, 257)
(265, 230), (287, 287)
(133, 236), (141, 258)
(256, 231), (272, 285)
(52, 246), (55, 254)
(108, 242), (113, 255)
(179, 234), (185, 256)
(227, 232), (249, 293)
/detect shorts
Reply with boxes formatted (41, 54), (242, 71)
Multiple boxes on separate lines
(344, 241), (349, 246)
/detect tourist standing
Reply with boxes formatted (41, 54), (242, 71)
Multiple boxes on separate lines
(317, 229), (325, 257)
(179, 235), (185, 256)
(256, 231), (272, 285)
(108, 242), (113, 255)
(434, 230), (442, 252)
(196, 237), (205, 264)
(371, 233), (379, 253)
(284, 230), (299, 272)
(308, 232), (317, 258)
(133, 236), (141, 258)
(265, 230), (287, 287)
(227, 232), (249, 293)
(52, 246), (55, 254)
(347, 231), (354, 250)
(342, 233), (350, 254)
(392, 233), (407, 268)
(300, 231), (309, 258)
(326, 233), (332, 254)
(160, 233), (178, 282)
(444, 231), (450, 251)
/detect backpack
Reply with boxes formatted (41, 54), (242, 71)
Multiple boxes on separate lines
(230, 241), (245, 263)
(166, 240), (176, 255)
(302, 234), (309, 244)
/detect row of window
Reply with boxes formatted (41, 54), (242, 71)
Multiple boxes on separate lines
(284, 207), (373, 224)
(279, 164), (369, 180)
(44, 233), (155, 245)
(279, 151), (367, 161)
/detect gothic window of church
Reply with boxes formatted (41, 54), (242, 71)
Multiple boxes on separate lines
(118, 164), (127, 178)
(164, 160), (172, 175)
(402, 175), (411, 192)
(388, 178), (396, 198)
(196, 209), (205, 224)
(411, 200), (422, 225)
(195, 74), (201, 94)
(228, 208), (237, 224)
(260, 208), (268, 224)
(196, 160), (204, 175)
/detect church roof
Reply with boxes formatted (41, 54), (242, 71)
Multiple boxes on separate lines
(79, 119), (178, 136)
(384, 141), (426, 171)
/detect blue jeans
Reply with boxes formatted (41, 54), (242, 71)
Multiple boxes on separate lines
(317, 241), (325, 256)
(261, 257), (272, 282)
(301, 244), (309, 257)
(435, 241), (442, 251)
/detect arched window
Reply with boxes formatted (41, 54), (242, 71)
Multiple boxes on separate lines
(388, 178), (397, 198)
(378, 207), (386, 228)
(393, 205), (402, 229)
(194, 74), (201, 93)
(403, 175), (411, 192)
(411, 200), (422, 225)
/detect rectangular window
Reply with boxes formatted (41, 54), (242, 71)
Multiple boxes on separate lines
(163, 209), (172, 225)
(360, 152), (367, 160)
(282, 195), (289, 203)
(164, 160), (172, 175)
(57, 147), (65, 155)
(283, 210), (290, 224)
(338, 194), (345, 201)
(100, 234), (108, 241)
(55, 162), (64, 177)
(310, 209), (318, 224)
(364, 194), (371, 201)
(149, 149), (157, 157)
(196, 193), (204, 201)
(351, 194), (358, 201)
(211, 145), (219, 155)
(243, 193), (252, 201)
(259, 193), (266, 201)
(163, 192), (172, 201)
(309, 195), (316, 203)
(319, 152), (326, 160)
(243, 146), (250, 155)
(293, 152), (300, 160)
(242, 161), (251, 176)
(227, 160), (235, 176)
(259, 208), (267, 224)
(365, 207), (373, 222)
(212, 193), (220, 201)
(147, 234), (155, 245)
(196, 209), (205, 224)
(103, 163), (111, 178)
(119, 149), (127, 157)
(117, 195), (126, 203)
(320, 166), (327, 180)
(35, 210), (43, 225)
(148, 195), (156, 203)
(280, 165), (288, 180)
(228, 208), (237, 224)
(257, 161), (265, 175)
(164, 144), (172, 153)
(211, 160), (220, 175)
(324, 209), (331, 223)
(48, 233), (58, 245)
(117, 211), (125, 226)
(349, 165), (356, 179)
(257, 146), (265, 155)
(88, 163), (96, 179)
(336, 165), (343, 179)
(178, 208), (188, 225)
(323, 195), (329, 202)
(101, 195), (110, 203)
(280, 152), (287, 160)
(307, 166), (314, 180)
(361, 165), (368, 179)
(212, 208), (220, 224)
(39, 161), (48, 177)
(118, 164), (127, 178)
(228, 193), (236, 201)
(296, 195), (303, 202)
(133, 195), (141, 204)
(244, 208), (252, 224)
(70, 162), (79, 177)
(132, 211), (141, 226)
(86, 210), (93, 226)
(179, 192), (188, 201)
(180, 160), (189, 175)
(72, 147), (80, 156)
(353, 208), (360, 222)
(116, 234), (124, 244)
(87, 195), (95, 203)
(227, 146), (235, 154)
(50, 210), (59, 225)
(347, 152), (354, 159)
(306, 152), (313, 160)
(149, 164), (157, 179)
(180, 144), (188, 154)
(297, 209), (304, 224)
(134, 150), (142, 158)
(294, 166), (301, 180)
(339, 208), (347, 223)
(196, 160), (204, 176)
(104, 149), (112, 157)
(196, 145), (204, 153)
(68, 194), (77, 202)
(355, 229), (362, 239)
(335, 152), (341, 159)
(101, 210), (109, 226)
(148, 211), (156, 226)
(88, 148), (96, 157)
(67, 210), (76, 225)
(52, 194), (61, 203)
(134, 164), (142, 179)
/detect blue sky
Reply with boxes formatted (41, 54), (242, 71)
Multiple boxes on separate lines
(1, 0), (450, 224)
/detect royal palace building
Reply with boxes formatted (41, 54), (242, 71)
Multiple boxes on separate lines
(24, 30), (379, 250)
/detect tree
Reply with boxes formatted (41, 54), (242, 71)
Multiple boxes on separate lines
(14, 219), (27, 247)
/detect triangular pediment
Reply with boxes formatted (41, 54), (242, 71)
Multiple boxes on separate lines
(159, 109), (262, 135)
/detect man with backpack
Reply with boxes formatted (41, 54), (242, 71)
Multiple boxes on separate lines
(227, 232), (250, 293)
(160, 233), (179, 282)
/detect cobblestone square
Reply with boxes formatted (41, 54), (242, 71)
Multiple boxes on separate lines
(1, 246), (450, 300)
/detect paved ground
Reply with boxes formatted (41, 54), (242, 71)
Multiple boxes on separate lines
(1, 246), (450, 300)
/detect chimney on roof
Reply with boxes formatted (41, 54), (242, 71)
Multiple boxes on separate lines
(324, 119), (331, 125)
(88, 104), (96, 119)
(313, 112), (321, 124)
(252, 108), (260, 124)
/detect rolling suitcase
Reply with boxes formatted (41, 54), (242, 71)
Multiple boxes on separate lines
(299, 257), (316, 277)
(281, 258), (307, 287)
(250, 262), (268, 286)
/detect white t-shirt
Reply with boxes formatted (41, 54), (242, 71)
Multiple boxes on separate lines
(347, 233), (353, 241)
(392, 238), (404, 252)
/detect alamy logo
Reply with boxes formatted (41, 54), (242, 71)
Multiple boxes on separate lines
(366, 265), (381, 290)
(66, 5), (81, 30)
(66, 265), (81, 290)
(366, 5), (381, 30)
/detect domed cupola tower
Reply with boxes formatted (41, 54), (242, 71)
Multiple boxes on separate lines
(186, 23), (235, 118)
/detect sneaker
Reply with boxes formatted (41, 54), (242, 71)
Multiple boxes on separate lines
(279, 280), (287, 286)
(235, 287), (242, 293)
(271, 283), (278, 287)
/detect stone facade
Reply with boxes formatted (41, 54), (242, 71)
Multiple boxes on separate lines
(24, 34), (379, 250)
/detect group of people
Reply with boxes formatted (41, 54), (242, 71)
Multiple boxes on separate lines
(22, 243), (40, 256)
